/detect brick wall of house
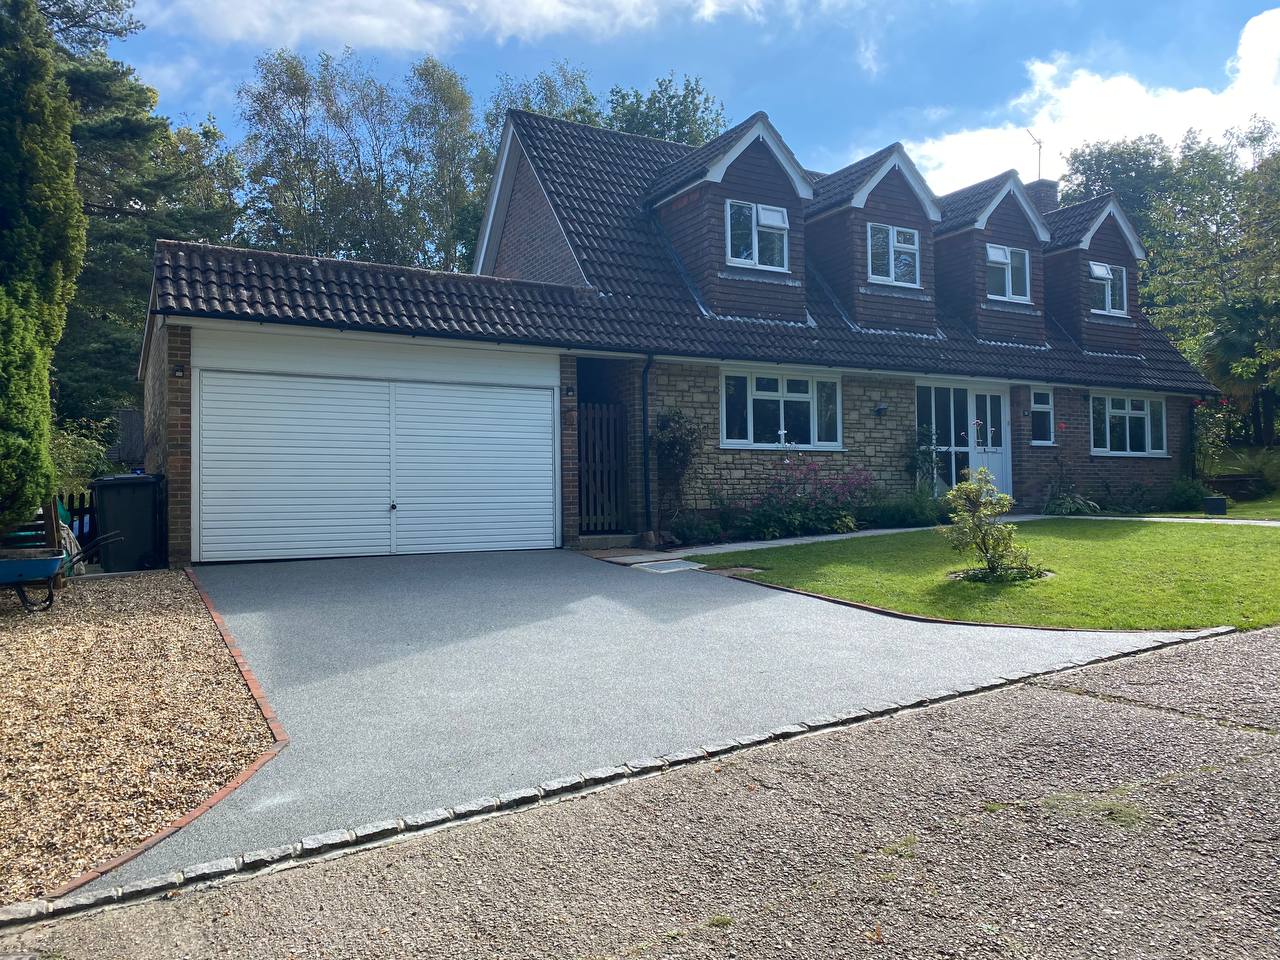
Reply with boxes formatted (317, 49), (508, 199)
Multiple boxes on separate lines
(559, 355), (580, 546)
(1009, 384), (1191, 509)
(1045, 214), (1141, 354)
(807, 167), (937, 333)
(490, 144), (584, 286)
(650, 361), (917, 512)
(142, 322), (191, 565)
(657, 139), (806, 323)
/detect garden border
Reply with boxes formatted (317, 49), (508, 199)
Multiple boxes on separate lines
(36, 568), (289, 901)
(0, 622), (1234, 930)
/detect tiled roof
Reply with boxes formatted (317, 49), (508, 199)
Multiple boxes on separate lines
(937, 170), (1016, 235)
(1044, 193), (1114, 252)
(642, 111), (767, 203)
(808, 143), (899, 218)
(150, 114), (1212, 396)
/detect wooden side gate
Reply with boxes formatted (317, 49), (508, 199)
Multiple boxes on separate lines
(578, 402), (628, 534)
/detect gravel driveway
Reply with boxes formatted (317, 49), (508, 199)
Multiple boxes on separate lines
(98, 549), (1192, 888)
(7, 628), (1275, 958)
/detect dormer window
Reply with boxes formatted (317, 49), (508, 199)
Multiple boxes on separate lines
(1089, 262), (1127, 316)
(986, 244), (1030, 302)
(725, 200), (789, 271)
(867, 223), (919, 287)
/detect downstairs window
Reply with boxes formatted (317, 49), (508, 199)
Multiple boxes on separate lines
(722, 371), (841, 448)
(1090, 394), (1166, 455)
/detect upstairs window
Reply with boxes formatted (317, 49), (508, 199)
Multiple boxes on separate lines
(722, 370), (841, 449)
(1030, 389), (1054, 445)
(726, 200), (789, 271)
(986, 244), (1030, 301)
(1090, 394), (1166, 455)
(1089, 262), (1127, 316)
(868, 223), (919, 287)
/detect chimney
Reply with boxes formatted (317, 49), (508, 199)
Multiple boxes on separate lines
(1025, 178), (1059, 214)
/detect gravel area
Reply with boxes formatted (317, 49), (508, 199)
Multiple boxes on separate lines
(0, 572), (273, 905)
(4, 628), (1276, 958)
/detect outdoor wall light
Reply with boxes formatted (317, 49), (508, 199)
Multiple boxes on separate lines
(172, 363), (185, 378)
(564, 385), (576, 398)
(873, 401), (889, 417)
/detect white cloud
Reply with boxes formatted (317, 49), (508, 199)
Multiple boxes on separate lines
(135, 0), (811, 50)
(904, 8), (1280, 194)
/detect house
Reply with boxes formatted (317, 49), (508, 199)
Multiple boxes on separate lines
(141, 109), (1211, 564)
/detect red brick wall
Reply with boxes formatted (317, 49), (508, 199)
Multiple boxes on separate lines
(808, 167), (937, 333)
(490, 144), (583, 286)
(1010, 384), (1191, 510)
(657, 139), (806, 323)
(143, 322), (191, 565)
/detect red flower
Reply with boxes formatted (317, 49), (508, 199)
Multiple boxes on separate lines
(1056, 421), (1067, 432)
(1192, 398), (1204, 407)
(1220, 397), (1230, 407)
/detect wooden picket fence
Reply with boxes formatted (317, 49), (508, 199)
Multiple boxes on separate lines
(57, 490), (98, 560)
(578, 402), (628, 534)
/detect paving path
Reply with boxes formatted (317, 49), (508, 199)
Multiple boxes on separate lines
(94, 550), (1192, 889)
(10, 628), (1275, 958)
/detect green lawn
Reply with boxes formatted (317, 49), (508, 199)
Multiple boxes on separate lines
(1154, 490), (1280, 521)
(702, 518), (1280, 630)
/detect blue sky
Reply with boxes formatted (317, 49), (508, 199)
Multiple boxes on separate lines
(113, 0), (1280, 191)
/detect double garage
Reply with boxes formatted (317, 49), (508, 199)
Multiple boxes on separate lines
(184, 322), (561, 563)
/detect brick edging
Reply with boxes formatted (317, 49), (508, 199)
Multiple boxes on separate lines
(0, 623), (1236, 930)
(37, 568), (289, 901)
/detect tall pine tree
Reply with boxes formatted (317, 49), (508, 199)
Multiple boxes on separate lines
(0, 0), (86, 527)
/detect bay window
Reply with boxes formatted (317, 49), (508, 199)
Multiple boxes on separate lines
(726, 200), (789, 271)
(868, 223), (919, 287)
(1088, 261), (1127, 316)
(1090, 394), (1166, 455)
(721, 370), (841, 448)
(1030, 389), (1054, 445)
(986, 244), (1030, 301)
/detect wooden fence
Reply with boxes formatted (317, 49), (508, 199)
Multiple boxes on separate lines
(57, 491), (97, 559)
(578, 403), (628, 534)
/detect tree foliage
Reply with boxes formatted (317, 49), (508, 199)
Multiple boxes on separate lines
(0, 0), (86, 527)
(941, 469), (1039, 581)
(1063, 121), (1280, 446)
(604, 72), (726, 146)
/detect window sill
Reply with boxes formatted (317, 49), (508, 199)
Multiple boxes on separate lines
(1089, 451), (1171, 459)
(725, 260), (790, 275)
(867, 277), (922, 291)
(1029, 441), (1057, 447)
(982, 299), (1041, 317)
(1089, 311), (1134, 324)
(858, 284), (933, 303)
(720, 443), (845, 453)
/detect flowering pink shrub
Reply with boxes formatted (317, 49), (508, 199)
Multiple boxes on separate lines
(735, 454), (875, 540)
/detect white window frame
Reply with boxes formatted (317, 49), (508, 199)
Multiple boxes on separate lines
(986, 244), (1031, 302)
(720, 368), (842, 450)
(867, 222), (921, 288)
(1088, 261), (1128, 317)
(725, 200), (789, 273)
(1029, 388), (1054, 446)
(1089, 393), (1168, 457)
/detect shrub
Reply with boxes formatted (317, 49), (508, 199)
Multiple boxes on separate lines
(861, 484), (949, 529)
(941, 467), (1040, 582)
(1162, 476), (1216, 512)
(730, 455), (874, 541)
(652, 409), (703, 529)
(1091, 481), (1160, 515)
(1044, 491), (1100, 516)
(669, 512), (722, 546)
(50, 421), (113, 495)
(1214, 446), (1280, 492)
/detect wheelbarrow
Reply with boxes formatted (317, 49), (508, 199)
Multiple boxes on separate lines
(0, 548), (68, 612)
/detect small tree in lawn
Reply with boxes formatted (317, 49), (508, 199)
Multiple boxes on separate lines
(941, 468), (1041, 582)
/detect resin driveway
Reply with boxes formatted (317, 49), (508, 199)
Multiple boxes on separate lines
(100, 549), (1192, 887)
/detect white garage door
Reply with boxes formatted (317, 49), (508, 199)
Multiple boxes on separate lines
(198, 371), (557, 562)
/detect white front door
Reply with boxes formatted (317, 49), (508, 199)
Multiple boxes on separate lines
(970, 389), (1012, 494)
